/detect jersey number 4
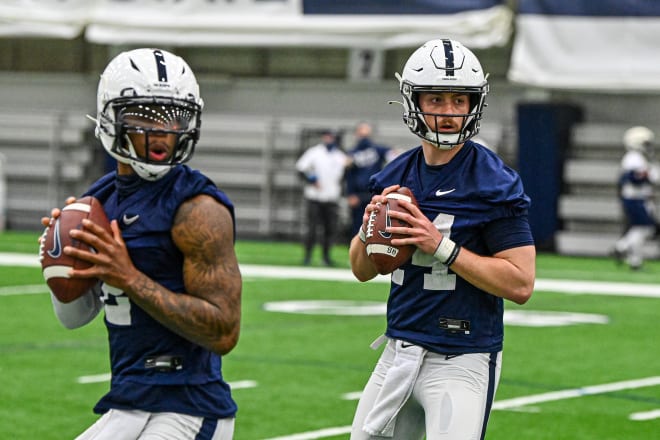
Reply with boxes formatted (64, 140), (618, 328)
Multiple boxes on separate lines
(392, 213), (457, 291)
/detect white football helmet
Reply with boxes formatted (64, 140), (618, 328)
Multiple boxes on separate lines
(394, 39), (488, 150)
(95, 48), (203, 181)
(623, 126), (654, 154)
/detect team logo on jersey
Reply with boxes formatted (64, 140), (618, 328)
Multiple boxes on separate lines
(47, 218), (62, 259)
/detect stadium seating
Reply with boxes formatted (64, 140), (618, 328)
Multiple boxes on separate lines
(0, 111), (95, 230)
(556, 122), (660, 257)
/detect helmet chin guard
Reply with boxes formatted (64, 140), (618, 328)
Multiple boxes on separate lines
(395, 39), (489, 150)
(95, 48), (203, 181)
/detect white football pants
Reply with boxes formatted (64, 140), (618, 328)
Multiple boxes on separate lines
(351, 338), (501, 440)
(615, 225), (655, 268)
(74, 409), (234, 440)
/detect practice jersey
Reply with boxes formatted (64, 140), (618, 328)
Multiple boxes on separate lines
(369, 141), (534, 354)
(346, 139), (391, 199)
(618, 151), (657, 226)
(83, 165), (237, 418)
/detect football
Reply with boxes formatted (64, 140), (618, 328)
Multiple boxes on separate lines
(39, 196), (111, 303)
(364, 187), (418, 275)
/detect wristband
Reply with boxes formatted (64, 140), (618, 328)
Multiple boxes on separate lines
(444, 244), (461, 266)
(358, 225), (367, 243)
(433, 236), (460, 266)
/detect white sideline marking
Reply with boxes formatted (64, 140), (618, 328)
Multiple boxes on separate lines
(0, 284), (47, 296)
(492, 376), (660, 410)
(3, 253), (660, 298)
(76, 373), (110, 384)
(534, 278), (660, 298)
(341, 391), (362, 401)
(629, 409), (660, 421)
(270, 377), (660, 440)
(229, 380), (258, 390)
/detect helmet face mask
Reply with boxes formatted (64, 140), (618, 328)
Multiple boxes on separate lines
(396, 39), (488, 150)
(96, 49), (203, 180)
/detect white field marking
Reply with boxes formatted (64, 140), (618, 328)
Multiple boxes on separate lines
(261, 426), (352, 440)
(76, 373), (111, 384)
(76, 373), (257, 390)
(491, 376), (660, 410)
(629, 409), (660, 421)
(0, 284), (47, 296)
(341, 391), (362, 401)
(228, 380), (258, 390)
(341, 376), (660, 411)
(534, 278), (660, 298)
(0, 252), (41, 267)
(263, 300), (610, 326)
(280, 377), (659, 440)
(3, 253), (660, 298)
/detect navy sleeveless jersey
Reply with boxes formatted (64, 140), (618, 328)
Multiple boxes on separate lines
(369, 141), (534, 354)
(83, 165), (237, 418)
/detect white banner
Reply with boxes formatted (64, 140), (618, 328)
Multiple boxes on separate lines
(0, 0), (512, 49)
(509, 10), (660, 91)
(0, 0), (88, 38)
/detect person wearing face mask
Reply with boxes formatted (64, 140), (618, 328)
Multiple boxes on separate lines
(296, 129), (348, 266)
(40, 48), (241, 440)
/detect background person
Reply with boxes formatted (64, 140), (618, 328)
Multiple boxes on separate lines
(295, 129), (348, 266)
(345, 121), (397, 236)
(41, 48), (242, 440)
(613, 125), (658, 270)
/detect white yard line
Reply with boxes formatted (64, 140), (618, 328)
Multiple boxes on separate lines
(262, 426), (352, 440)
(629, 409), (660, 421)
(77, 373), (257, 391)
(3, 252), (660, 298)
(491, 376), (660, 410)
(264, 376), (660, 440)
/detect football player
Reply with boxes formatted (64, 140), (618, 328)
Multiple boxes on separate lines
(613, 126), (658, 270)
(348, 39), (536, 439)
(41, 48), (241, 439)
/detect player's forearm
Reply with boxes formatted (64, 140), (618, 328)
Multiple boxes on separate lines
(450, 245), (535, 304)
(123, 271), (241, 355)
(349, 234), (379, 282)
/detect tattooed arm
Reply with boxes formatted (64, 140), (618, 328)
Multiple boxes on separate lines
(66, 194), (242, 355)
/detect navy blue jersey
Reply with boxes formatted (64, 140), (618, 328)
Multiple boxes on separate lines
(83, 165), (237, 418)
(346, 138), (391, 198)
(369, 141), (534, 354)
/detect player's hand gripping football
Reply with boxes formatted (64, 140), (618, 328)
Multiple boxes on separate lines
(40, 197), (139, 293)
(364, 184), (444, 256)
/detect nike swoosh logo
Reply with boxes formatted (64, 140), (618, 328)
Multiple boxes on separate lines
(123, 214), (140, 225)
(435, 189), (456, 197)
(400, 342), (415, 348)
(47, 218), (62, 258)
